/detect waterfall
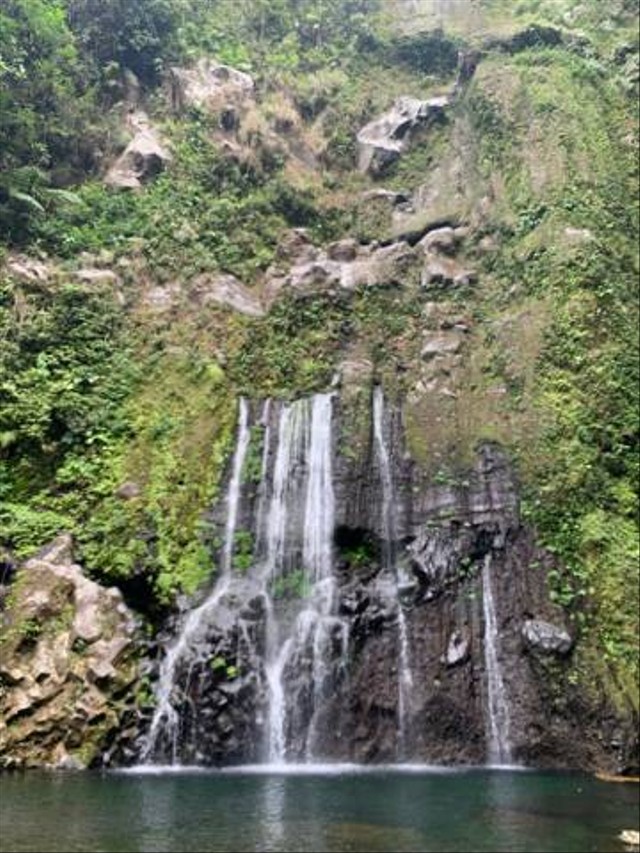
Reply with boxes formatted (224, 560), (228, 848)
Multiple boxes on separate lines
(262, 393), (347, 763)
(221, 399), (251, 573)
(303, 393), (335, 583)
(299, 394), (346, 759)
(265, 400), (308, 576)
(372, 386), (414, 759)
(254, 399), (272, 559)
(262, 398), (310, 762)
(142, 398), (251, 762)
(482, 555), (512, 765)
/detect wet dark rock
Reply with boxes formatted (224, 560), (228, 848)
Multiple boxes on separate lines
(120, 398), (635, 774)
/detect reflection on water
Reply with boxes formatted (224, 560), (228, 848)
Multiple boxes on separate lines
(258, 775), (286, 852)
(0, 768), (637, 853)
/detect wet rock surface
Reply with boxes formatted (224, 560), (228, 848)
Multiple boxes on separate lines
(130, 397), (637, 773)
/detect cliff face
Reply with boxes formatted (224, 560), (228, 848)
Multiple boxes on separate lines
(0, 0), (638, 770)
(121, 395), (636, 773)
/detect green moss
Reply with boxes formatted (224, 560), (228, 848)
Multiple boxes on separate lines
(232, 530), (255, 574)
(78, 352), (236, 601)
(271, 569), (311, 601)
(242, 426), (265, 486)
(228, 293), (349, 397)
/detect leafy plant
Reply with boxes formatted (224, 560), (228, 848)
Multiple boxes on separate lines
(271, 569), (310, 600)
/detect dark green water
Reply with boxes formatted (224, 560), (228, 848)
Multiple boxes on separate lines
(1, 765), (638, 853)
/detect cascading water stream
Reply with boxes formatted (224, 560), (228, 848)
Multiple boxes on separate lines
(303, 394), (335, 584)
(482, 554), (512, 764)
(221, 398), (252, 574)
(263, 399), (309, 763)
(372, 386), (414, 759)
(254, 399), (272, 558)
(262, 393), (346, 763)
(299, 394), (347, 760)
(142, 398), (251, 763)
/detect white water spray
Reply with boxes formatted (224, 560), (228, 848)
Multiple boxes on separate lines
(373, 386), (413, 758)
(482, 555), (512, 764)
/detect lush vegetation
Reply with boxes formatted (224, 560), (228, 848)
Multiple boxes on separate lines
(0, 0), (638, 707)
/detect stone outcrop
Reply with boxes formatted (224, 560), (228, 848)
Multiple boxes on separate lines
(188, 273), (265, 317)
(357, 96), (449, 176)
(418, 225), (477, 289)
(5, 253), (52, 283)
(264, 230), (421, 304)
(0, 535), (140, 769)
(74, 268), (122, 286)
(105, 111), (171, 189)
(522, 619), (573, 655)
(168, 60), (255, 115)
(140, 273), (265, 317)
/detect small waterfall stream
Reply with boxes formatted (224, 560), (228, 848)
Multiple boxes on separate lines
(482, 555), (512, 764)
(221, 399), (252, 573)
(143, 398), (251, 761)
(372, 386), (414, 758)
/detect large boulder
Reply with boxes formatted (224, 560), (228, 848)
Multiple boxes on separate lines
(357, 95), (449, 177)
(0, 535), (140, 769)
(522, 619), (573, 656)
(105, 111), (171, 189)
(418, 225), (477, 289)
(168, 59), (255, 114)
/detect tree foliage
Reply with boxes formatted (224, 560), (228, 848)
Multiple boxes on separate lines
(66, 0), (184, 85)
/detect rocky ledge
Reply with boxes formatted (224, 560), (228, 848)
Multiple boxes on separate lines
(0, 535), (140, 769)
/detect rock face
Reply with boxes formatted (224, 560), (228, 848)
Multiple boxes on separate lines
(264, 230), (421, 304)
(357, 96), (449, 176)
(188, 273), (265, 317)
(264, 227), (476, 310)
(418, 225), (477, 289)
(522, 619), (573, 655)
(135, 394), (637, 773)
(0, 536), (140, 769)
(105, 111), (171, 189)
(168, 60), (255, 114)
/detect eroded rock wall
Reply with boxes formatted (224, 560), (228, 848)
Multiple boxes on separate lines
(133, 392), (638, 772)
(0, 535), (141, 769)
